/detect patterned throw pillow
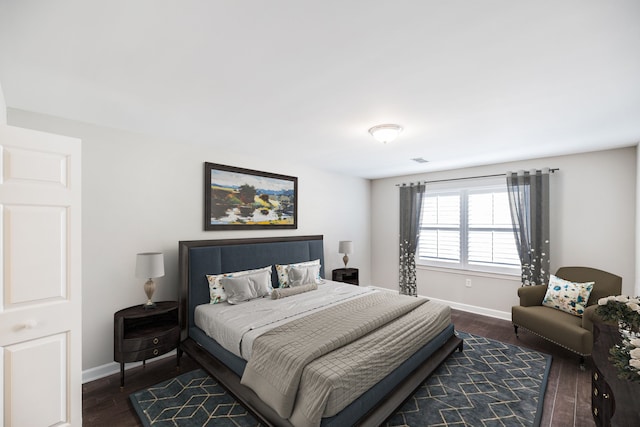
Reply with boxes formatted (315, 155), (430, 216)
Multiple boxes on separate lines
(275, 259), (321, 288)
(542, 274), (595, 317)
(206, 265), (272, 304)
(207, 274), (228, 304)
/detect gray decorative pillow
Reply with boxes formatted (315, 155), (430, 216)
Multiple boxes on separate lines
(206, 265), (272, 304)
(288, 264), (321, 287)
(275, 259), (321, 288)
(248, 269), (273, 298)
(221, 269), (272, 304)
(220, 276), (256, 304)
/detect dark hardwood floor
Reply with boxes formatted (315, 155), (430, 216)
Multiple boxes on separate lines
(82, 309), (594, 426)
(82, 354), (201, 427)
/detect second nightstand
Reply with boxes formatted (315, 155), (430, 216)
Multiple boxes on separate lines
(114, 301), (181, 387)
(332, 268), (359, 285)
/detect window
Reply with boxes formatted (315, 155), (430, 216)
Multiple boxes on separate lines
(417, 179), (521, 275)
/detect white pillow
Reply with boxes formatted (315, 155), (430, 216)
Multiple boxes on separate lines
(275, 259), (321, 288)
(206, 265), (272, 304)
(221, 269), (273, 304)
(288, 264), (321, 287)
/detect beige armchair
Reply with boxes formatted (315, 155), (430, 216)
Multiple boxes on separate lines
(512, 266), (621, 365)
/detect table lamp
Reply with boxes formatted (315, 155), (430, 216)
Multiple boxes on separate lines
(135, 252), (165, 309)
(338, 241), (353, 268)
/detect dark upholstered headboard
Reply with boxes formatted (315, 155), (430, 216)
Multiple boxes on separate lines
(178, 235), (324, 339)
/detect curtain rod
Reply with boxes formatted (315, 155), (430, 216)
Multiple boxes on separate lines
(396, 168), (559, 186)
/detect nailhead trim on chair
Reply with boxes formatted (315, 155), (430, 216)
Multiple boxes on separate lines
(512, 323), (590, 357)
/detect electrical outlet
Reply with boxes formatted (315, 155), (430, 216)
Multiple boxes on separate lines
(465, 279), (472, 288)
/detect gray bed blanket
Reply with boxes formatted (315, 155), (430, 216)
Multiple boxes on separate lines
(241, 292), (448, 425)
(290, 300), (450, 427)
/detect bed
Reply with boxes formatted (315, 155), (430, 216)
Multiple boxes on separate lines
(178, 235), (463, 427)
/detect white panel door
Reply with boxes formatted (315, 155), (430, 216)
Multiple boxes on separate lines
(0, 125), (82, 426)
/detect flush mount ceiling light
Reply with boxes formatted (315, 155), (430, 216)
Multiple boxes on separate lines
(368, 124), (403, 144)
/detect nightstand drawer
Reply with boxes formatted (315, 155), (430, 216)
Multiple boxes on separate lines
(119, 340), (178, 363)
(591, 365), (614, 426)
(121, 326), (179, 352)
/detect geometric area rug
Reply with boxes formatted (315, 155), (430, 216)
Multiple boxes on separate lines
(130, 332), (551, 427)
(384, 332), (552, 427)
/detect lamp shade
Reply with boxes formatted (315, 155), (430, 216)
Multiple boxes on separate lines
(338, 241), (353, 255)
(135, 252), (165, 279)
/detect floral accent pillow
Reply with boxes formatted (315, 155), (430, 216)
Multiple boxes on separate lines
(275, 259), (321, 288)
(206, 265), (272, 304)
(542, 274), (594, 317)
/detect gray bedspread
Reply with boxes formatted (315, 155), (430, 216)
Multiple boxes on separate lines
(240, 292), (451, 427)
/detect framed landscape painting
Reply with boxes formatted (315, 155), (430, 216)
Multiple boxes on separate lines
(204, 162), (298, 230)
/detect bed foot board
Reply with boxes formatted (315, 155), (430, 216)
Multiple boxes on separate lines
(181, 332), (462, 427)
(180, 338), (291, 427)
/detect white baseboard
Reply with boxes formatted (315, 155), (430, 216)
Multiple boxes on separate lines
(82, 349), (177, 384)
(368, 285), (511, 321)
(425, 297), (511, 321)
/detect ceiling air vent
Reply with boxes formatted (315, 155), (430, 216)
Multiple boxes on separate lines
(411, 157), (429, 164)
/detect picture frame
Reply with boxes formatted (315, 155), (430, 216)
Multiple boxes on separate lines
(204, 162), (298, 230)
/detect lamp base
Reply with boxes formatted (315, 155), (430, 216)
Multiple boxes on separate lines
(143, 278), (156, 309)
(342, 254), (349, 268)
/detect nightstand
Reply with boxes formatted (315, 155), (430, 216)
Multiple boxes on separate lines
(332, 268), (359, 285)
(114, 301), (181, 387)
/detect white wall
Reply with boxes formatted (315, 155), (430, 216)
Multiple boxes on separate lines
(8, 109), (372, 374)
(372, 147), (637, 318)
(0, 80), (6, 124)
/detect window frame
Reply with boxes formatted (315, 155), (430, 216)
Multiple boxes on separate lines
(416, 177), (521, 276)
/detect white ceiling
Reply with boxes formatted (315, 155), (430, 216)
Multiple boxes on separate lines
(1, 1), (639, 179)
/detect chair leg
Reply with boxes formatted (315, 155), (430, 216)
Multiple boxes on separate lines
(514, 324), (519, 337)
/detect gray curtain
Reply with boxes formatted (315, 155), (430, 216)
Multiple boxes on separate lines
(399, 183), (425, 296)
(506, 169), (550, 286)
